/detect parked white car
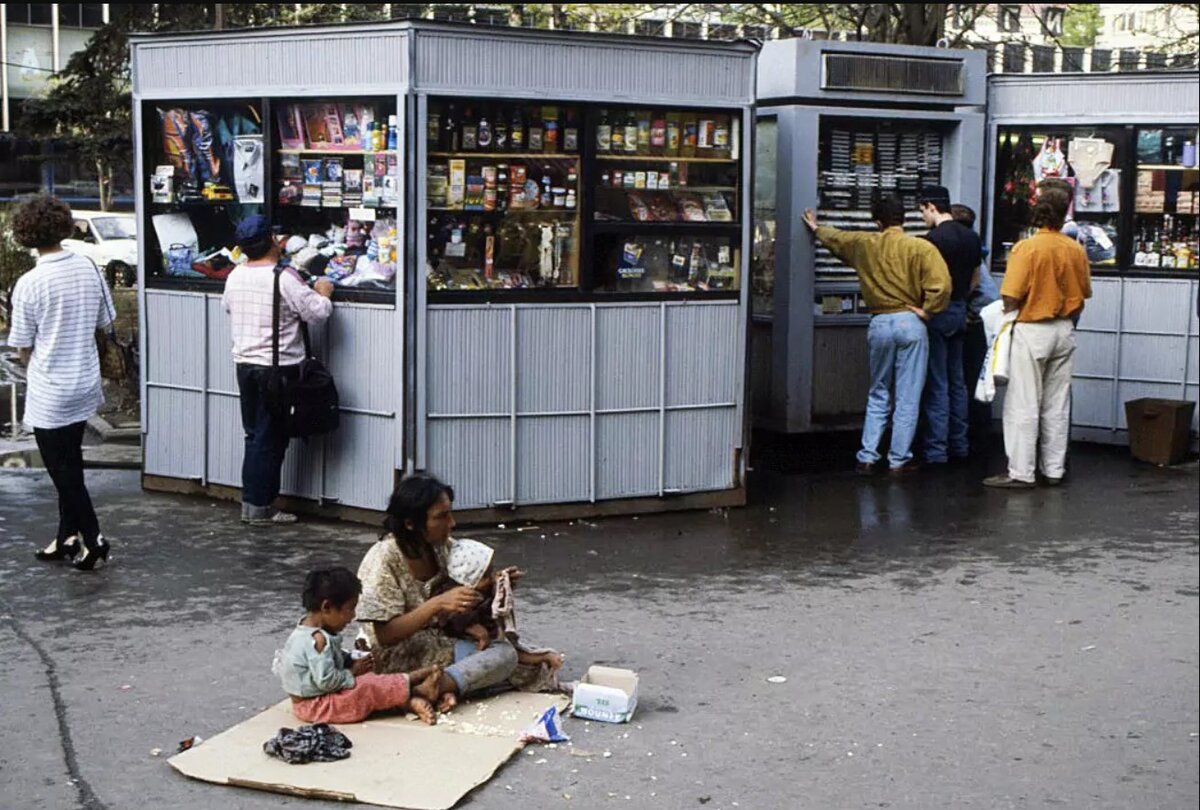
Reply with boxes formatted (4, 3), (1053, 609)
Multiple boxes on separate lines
(62, 211), (138, 286)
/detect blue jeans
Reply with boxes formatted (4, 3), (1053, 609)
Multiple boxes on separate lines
(859, 311), (929, 469)
(445, 638), (519, 697)
(236, 363), (296, 509)
(922, 300), (969, 463)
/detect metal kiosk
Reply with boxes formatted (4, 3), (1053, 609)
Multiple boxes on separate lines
(130, 21), (758, 522)
(752, 38), (987, 434)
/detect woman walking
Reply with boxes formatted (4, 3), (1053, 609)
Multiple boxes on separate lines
(6, 195), (115, 569)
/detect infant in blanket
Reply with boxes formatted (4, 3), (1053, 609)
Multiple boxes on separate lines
(432, 538), (564, 673)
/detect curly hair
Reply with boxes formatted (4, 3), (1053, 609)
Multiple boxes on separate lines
(11, 194), (75, 250)
(1031, 180), (1071, 231)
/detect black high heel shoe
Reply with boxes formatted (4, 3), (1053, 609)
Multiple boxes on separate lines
(35, 535), (81, 562)
(73, 535), (110, 571)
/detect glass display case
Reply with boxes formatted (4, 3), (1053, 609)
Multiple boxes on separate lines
(143, 99), (265, 283)
(425, 99), (582, 291)
(423, 101), (743, 297)
(992, 124), (1200, 274)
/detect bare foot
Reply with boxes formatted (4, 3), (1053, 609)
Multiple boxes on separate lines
(413, 668), (442, 703)
(519, 650), (566, 671)
(409, 696), (437, 725)
(437, 691), (458, 714)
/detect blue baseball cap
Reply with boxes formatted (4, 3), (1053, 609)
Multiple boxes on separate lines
(234, 214), (271, 245)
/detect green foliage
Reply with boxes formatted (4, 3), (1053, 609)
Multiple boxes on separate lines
(1062, 3), (1103, 48)
(0, 209), (37, 326)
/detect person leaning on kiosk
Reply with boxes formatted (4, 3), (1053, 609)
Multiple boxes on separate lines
(6, 195), (116, 571)
(804, 196), (951, 475)
(984, 179), (1091, 490)
(221, 215), (334, 525)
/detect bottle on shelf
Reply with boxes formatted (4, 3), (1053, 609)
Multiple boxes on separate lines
(681, 114), (698, 158)
(477, 109), (493, 151)
(427, 111), (441, 151)
(713, 116), (731, 159)
(610, 110), (625, 153)
(461, 107), (478, 151)
(510, 107), (526, 153)
(374, 121), (387, 152)
(387, 115), (398, 151)
(495, 115), (508, 152)
(636, 110), (651, 156)
(564, 109), (579, 153)
(496, 164), (509, 213)
(543, 106), (559, 154)
(666, 112), (681, 156)
(444, 104), (460, 153)
(528, 114), (545, 153)
(697, 117), (714, 154)
(623, 111), (639, 155)
(596, 109), (612, 154)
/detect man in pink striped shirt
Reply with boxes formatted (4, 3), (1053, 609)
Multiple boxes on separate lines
(222, 215), (333, 526)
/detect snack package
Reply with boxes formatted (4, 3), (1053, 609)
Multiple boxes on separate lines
(677, 193), (707, 222)
(627, 192), (652, 222)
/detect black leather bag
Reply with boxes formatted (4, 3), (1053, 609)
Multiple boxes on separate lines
(265, 267), (339, 438)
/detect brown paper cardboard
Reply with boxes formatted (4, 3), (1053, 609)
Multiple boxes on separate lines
(169, 692), (567, 809)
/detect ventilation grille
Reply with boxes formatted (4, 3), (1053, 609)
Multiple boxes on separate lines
(822, 53), (964, 96)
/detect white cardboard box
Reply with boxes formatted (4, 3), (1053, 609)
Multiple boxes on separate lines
(571, 666), (639, 724)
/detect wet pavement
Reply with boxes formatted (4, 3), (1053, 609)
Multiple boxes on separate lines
(0, 444), (1196, 810)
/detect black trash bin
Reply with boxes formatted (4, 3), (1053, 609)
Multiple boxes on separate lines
(1124, 398), (1196, 466)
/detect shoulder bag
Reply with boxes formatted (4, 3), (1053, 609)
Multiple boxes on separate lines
(265, 266), (340, 438)
(89, 258), (130, 381)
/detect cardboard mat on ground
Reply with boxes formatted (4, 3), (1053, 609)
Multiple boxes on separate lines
(169, 692), (568, 809)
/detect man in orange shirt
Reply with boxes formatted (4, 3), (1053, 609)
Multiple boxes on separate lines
(985, 180), (1092, 489)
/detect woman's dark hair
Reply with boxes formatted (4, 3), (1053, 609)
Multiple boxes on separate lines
(302, 567), (362, 610)
(950, 204), (976, 229)
(870, 195), (906, 228)
(12, 194), (74, 249)
(1031, 181), (1071, 230)
(383, 474), (455, 558)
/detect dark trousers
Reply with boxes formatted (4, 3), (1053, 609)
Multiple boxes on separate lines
(963, 318), (993, 453)
(33, 421), (101, 544)
(236, 364), (296, 508)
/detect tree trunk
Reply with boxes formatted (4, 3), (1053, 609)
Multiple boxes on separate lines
(97, 159), (111, 211)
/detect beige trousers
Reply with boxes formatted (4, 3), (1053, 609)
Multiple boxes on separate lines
(1002, 319), (1076, 482)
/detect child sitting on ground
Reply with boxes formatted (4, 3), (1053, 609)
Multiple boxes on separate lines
(275, 567), (443, 725)
(433, 538), (564, 673)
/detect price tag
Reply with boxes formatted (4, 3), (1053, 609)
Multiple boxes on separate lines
(349, 207), (376, 222)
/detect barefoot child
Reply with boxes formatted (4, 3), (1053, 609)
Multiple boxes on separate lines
(276, 567), (442, 725)
(434, 539), (564, 673)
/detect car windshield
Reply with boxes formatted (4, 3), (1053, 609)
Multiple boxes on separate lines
(91, 217), (136, 240)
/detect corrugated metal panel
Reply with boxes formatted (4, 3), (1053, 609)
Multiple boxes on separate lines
(516, 416), (590, 505)
(665, 304), (738, 407)
(134, 31), (408, 96)
(146, 292), (204, 388)
(663, 408), (737, 492)
(595, 412), (658, 499)
(989, 73), (1199, 121)
(1070, 379), (1116, 429)
(823, 53), (964, 96)
(813, 325), (870, 418)
(1117, 382), (1188, 429)
(1118, 335), (1188, 382)
(324, 413), (396, 511)
(206, 395), (243, 487)
(426, 419), (509, 510)
(206, 296), (237, 394)
(1122, 279), (1192, 335)
(327, 305), (398, 414)
(279, 435), (322, 501)
(415, 31), (755, 105)
(1188, 386), (1200, 432)
(1073, 332), (1118, 378)
(1188, 339), (1199, 385)
(145, 388), (203, 478)
(1078, 279), (1120, 331)
(428, 308), (510, 415)
(516, 307), (590, 414)
(595, 307), (659, 411)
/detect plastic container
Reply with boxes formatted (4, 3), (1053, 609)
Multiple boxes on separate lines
(1124, 398), (1196, 466)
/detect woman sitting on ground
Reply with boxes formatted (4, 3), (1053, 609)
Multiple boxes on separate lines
(356, 474), (558, 711)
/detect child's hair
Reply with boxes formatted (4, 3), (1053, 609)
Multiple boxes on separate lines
(302, 567), (362, 611)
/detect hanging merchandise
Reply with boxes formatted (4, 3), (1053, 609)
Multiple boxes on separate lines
(232, 135), (265, 203)
(1137, 129), (1164, 163)
(159, 108), (195, 180)
(1074, 169), (1120, 213)
(188, 111), (222, 185)
(1067, 137), (1114, 188)
(1032, 137), (1067, 182)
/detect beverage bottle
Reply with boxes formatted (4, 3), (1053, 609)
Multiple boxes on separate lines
(496, 164), (509, 212)
(477, 110), (493, 151)
(427, 112), (441, 151)
(682, 115), (698, 157)
(461, 107), (478, 151)
(636, 111), (651, 156)
(495, 118), (508, 151)
(666, 113), (681, 156)
(444, 104), (460, 152)
(650, 112), (666, 156)
(543, 107), (559, 154)
(564, 109), (579, 153)
(387, 114), (398, 150)
(596, 110), (612, 153)
(623, 111), (639, 154)
(610, 111), (625, 152)
(510, 107), (526, 152)
(713, 117), (731, 159)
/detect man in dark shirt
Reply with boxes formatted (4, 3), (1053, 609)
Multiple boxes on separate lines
(918, 186), (982, 465)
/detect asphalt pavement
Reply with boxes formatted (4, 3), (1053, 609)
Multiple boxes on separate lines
(0, 444), (1196, 810)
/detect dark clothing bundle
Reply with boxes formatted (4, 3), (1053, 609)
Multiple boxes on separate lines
(263, 723), (352, 764)
(923, 220), (983, 301)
